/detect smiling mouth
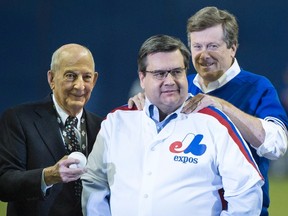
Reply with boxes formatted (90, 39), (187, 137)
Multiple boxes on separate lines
(71, 94), (85, 99)
(162, 90), (178, 94)
(200, 62), (214, 67)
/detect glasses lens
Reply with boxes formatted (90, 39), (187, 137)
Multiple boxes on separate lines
(154, 71), (167, 79)
(171, 69), (183, 77)
(146, 68), (185, 80)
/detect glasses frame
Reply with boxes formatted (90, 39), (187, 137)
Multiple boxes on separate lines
(144, 67), (186, 80)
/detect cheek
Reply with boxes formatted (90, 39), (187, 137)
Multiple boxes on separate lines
(87, 82), (95, 90)
(145, 83), (160, 98)
(140, 77), (152, 90)
(84, 83), (95, 95)
(55, 79), (67, 89)
(211, 51), (222, 58)
(192, 53), (200, 63)
(50, 82), (55, 90)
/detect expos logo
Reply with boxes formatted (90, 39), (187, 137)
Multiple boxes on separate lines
(169, 133), (207, 164)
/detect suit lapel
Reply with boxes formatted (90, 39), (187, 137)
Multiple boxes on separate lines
(34, 97), (66, 162)
(33, 96), (100, 160)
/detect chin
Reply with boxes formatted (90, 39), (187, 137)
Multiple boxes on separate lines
(70, 101), (85, 110)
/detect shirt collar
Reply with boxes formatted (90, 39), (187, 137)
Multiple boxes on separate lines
(193, 58), (241, 93)
(52, 94), (82, 128)
(144, 94), (192, 122)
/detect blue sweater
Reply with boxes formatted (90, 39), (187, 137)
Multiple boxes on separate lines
(187, 69), (288, 216)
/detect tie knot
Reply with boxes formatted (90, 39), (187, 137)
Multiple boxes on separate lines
(65, 116), (78, 127)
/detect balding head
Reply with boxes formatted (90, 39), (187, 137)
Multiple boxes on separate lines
(50, 43), (95, 73)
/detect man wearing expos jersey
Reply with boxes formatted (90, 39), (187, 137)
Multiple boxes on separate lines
(81, 34), (264, 216)
(128, 7), (288, 216)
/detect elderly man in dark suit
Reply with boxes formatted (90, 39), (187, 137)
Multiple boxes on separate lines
(0, 44), (102, 216)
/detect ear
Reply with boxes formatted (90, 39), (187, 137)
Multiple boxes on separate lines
(138, 71), (146, 90)
(47, 70), (55, 90)
(92, 72), (98, 87)
(230, 44), (237, 57)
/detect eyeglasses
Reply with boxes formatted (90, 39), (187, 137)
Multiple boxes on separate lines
(144, 67), (186, 80)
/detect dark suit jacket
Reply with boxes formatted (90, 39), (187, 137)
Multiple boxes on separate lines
(0, 95), (102, 216)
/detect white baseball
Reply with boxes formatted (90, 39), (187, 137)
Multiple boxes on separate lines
(68, 152), (87, 168)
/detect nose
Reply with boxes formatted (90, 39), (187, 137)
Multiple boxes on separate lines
(74, 76), (85, 90)
(163, 72), (176, 84)
(197, 50), (211, 63)
(199, 49), (210, 58)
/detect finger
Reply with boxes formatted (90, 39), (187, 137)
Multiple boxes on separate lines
(127, 93), (145, 110)
(60, 167), (86, 182)
(140, 98), (145, 110)
(181, 95), (204, 113)
(137, 92), (145, 110)
(138, 92), (145, 100)
(127, 98), (134, 109)
(193, 96), (216, 112)
(182, 101), (198, 113)
(61, 158), (80, 168)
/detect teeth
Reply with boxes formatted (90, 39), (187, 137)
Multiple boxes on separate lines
(200, 63), (213, 66)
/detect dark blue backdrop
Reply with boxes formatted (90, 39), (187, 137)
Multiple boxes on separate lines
(1, 0), (287, 117)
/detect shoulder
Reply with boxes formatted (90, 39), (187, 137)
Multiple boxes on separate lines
(195, 107), (246, 143)
(238, 69), (274, 87)
(102, 104), (140, 122)
(0, 97), (55, 133)
(195, 106), (235, 130)
(1, 96), (53, 119)
(111, 104), (138, 112)
(108, 104), (138, 115)
(85, 110), (103, 123)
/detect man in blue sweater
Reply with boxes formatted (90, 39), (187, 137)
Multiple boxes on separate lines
(129, 7), (288, 216)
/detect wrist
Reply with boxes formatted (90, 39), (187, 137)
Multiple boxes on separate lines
(43, 166), (57, 185)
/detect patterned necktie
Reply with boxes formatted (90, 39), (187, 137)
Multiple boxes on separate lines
(64, 116), (80, 153)
(64, 116), (82, 198)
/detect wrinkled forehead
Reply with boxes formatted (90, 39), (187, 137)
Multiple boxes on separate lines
(58, 48), (95, 70)
(189, 25), (225, 43)
(59, 49), (87, 64)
